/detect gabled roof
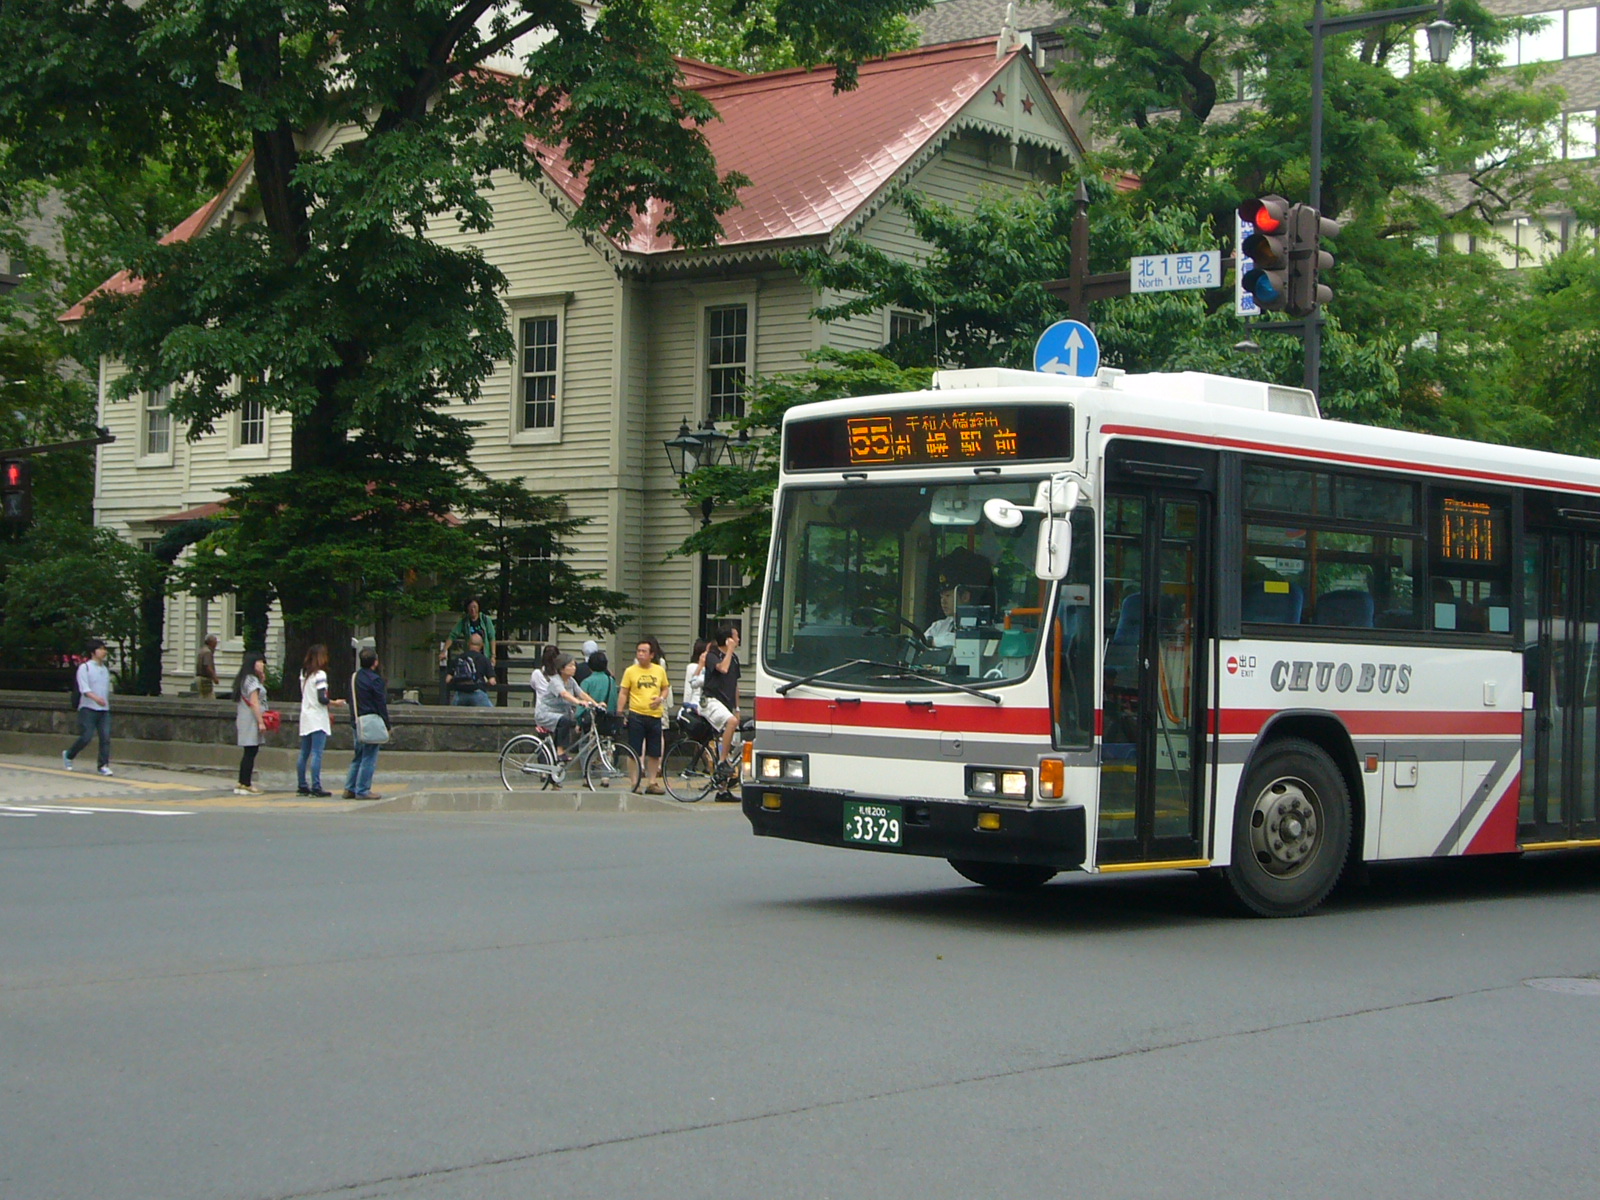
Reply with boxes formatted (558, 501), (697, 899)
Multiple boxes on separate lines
(65, 39), (1080, 316)
(540, 37), (1079, 256)
(914, 1), (1065, 45)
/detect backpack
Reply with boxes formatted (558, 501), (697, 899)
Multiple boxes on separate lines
(452, 654), (477, 688)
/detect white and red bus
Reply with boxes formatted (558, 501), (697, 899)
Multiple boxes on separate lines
(743, 366), (1600, 916)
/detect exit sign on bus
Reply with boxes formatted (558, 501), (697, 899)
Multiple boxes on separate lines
(1131, 251), (1222, 294)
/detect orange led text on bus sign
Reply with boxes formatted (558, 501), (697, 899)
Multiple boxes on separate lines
(846, 411), (1021, 466)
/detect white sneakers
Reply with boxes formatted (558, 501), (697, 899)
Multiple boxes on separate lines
(233, 784), (262, 796)
(98, 766), (114, 776)
(62, 751), (72, 770)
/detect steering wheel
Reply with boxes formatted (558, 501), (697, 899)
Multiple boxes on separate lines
(852, 607), (933, 657)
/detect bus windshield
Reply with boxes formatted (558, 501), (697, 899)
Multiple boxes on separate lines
(763, 479), (1055, 692)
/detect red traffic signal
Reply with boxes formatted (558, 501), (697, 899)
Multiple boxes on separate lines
(1, 458), (31, 526)
(1238, 195), (1292, 313)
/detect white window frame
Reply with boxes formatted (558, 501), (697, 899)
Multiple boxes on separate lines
(507, 547), (555, 646)
(139, 385), (174, 467)
(231, 394), (269, 459)
(509, 294), (568, 446)
(700, 298), (754, 425)
(886, 308), (928, 344)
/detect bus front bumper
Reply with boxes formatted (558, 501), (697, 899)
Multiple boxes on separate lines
(742, 786), (1087, 869)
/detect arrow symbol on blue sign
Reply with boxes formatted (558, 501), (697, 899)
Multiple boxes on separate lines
(1038, 328), (1086, 375)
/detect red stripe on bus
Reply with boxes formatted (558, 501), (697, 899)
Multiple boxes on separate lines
(755, 695), (1052, 735)
(1212, 709), (1523, 737)
(1101, 424), (1600, 496)
(1465, 773), (1520, 855)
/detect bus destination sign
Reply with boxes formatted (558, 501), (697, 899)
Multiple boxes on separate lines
(785, 404), (1073, 471)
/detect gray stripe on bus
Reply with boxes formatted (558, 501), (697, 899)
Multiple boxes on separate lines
(1214, 737), (1520, 766)
(1433, 746), (1519, 857)
(761, 729), (1097, 769)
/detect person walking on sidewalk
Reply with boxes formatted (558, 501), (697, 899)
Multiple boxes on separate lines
(63, 638), (114, 776)
(196, 634), (220, 698)
(234, 652), (270, 795)
(297, 643), (345, 796)
(344, 647), (389, 800)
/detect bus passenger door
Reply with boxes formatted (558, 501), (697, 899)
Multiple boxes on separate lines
(1523, 528), (1600, 845)
(1099, 478), (1211, 865)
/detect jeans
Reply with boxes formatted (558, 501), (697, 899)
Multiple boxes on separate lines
(451, 689), (493, 707)
(297, 729), (328, 791)
(66, 707), (111, 769)
(345, 737), (380, 796)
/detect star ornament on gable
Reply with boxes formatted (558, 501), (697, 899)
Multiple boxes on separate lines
(1021, 94), (1035, 115)
(992, 85), (1006, 106)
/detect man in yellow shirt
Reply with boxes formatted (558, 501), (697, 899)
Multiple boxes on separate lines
(619, 636), (671, 794)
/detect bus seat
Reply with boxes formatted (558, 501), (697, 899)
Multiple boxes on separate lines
(1312, 589), (1375, 627)
(1241, 580), (1304, 624)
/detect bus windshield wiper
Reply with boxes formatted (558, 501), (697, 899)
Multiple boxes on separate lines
(869, 669), (1003, 704)
(775, 659), (879, 694)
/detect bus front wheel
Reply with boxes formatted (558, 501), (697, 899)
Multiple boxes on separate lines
(949, 859), (1058, 891)
(1224, 738), (1351, 918)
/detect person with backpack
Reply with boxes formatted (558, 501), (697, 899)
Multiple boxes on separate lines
(446, 632), (496, 707)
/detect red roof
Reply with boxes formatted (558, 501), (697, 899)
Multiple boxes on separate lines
(149, 501), (228, 524)
(541, 38), (1043, 253)
(65, 39), (1067, 316)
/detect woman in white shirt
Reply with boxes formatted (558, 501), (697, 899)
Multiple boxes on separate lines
(297, 643), (345, 796)
(681, 637), (707, 715)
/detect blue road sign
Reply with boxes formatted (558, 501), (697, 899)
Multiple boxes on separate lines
(1034, 319), (1100, 377)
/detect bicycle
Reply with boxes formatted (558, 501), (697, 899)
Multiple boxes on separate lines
(661, 712), (751, 803)
(499, 709), (640, 793)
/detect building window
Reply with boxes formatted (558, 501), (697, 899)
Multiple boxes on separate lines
(508, 548), (554, 646)
(705, 303), (749, 422)
(143, 386), (172, 459)
(699, 554), (745, 639)
(888, 309), (926, 344)
(1567, 109), (1597, 159)
(1572, 7), (1599, 57)
(238, 397), (265, 446)
(519, 315), (560, 432)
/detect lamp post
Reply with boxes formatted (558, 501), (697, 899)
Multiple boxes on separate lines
(1302, 0), (1455, 394)
(663, 416), (736, 526)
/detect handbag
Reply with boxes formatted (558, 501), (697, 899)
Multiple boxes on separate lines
(260, 709), (281, 734)
(350, 671), (392, 745)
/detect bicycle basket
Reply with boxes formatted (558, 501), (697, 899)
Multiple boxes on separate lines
(594, 708), (623, 738)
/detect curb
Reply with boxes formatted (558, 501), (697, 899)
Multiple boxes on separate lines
(358, 787), (744, 814)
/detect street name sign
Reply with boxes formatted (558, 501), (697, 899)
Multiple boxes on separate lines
(1130, 251), (1222, 294)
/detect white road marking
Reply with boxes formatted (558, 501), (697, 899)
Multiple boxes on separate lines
(0, 805), (193, 817)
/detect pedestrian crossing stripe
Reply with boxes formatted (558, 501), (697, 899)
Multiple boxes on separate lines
(0, 804), (193, 816)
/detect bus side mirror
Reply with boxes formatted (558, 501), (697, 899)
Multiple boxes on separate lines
(1036, 515), (1072, 580)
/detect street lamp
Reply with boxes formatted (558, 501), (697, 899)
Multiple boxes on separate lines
(663, 416), (738, 526)
(1302, 0), (1454, 395)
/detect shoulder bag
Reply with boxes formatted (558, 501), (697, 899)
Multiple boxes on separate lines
(350, 671), (391, 745)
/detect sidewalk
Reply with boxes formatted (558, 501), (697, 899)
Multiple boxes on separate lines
(0, 740), (742, 815)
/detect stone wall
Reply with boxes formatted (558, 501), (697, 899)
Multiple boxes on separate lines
(0, 691), (536, 755)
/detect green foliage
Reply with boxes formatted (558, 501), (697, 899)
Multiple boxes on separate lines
(0, 516), (162, 682)
(1501, 245), (1600, 455)
(675, 349), (930, 611)
(461, 480), (632, 642)
(650, 0), (918, 74)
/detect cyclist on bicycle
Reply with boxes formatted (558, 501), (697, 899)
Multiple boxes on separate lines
(535, 652), (604, 759)
(700, 625), (741, 769)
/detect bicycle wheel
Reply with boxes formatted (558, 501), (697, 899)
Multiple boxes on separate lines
(662, 738), (717, 803)
(500, 733), (555, 792)
(586, 737), (641, 792)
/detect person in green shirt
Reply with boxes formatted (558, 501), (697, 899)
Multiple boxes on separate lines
(443, 598), (496, 661)
(578, 651), (618, 712)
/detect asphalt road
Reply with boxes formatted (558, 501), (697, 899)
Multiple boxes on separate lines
(3, 800), (1599, 1200)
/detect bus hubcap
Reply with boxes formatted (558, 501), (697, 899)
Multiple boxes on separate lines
(1249, 778), (1320, 877)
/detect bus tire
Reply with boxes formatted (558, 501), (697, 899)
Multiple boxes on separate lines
(948, 859), (1058, 891)
(1224, 738), (1351, 918)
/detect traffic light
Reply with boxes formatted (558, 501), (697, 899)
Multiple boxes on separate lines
(1238, 195), (1292, 312)
(1, 458), (31, 527)
(1286, 204), (1341, 318)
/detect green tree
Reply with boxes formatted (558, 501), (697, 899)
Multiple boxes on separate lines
(1048, 0), (1596, 423)
(1, 516), (162, 682)
(1500, 245), (1600, 455)
(650, 0), (917, 73)
(0, 0), (924, 682)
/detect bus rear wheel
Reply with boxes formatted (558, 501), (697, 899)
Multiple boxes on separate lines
(948, 859), (1058, 891)
(1224, 738), (1351, 918)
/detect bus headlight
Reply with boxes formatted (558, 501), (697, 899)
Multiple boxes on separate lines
(757, 753), (808, 783)
(966, 767), (1030, 801)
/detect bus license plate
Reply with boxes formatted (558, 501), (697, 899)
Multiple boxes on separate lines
(843, 802), (902, 847)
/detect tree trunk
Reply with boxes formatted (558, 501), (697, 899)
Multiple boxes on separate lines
(281, 608), (357, 704)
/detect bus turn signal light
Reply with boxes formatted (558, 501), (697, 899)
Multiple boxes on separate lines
(762, 793), (782, 810)
(977, 812), (1001, 831)
(1039, 758), (1064, 799)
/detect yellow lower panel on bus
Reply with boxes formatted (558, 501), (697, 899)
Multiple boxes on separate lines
(1096, 858), (1211, 874)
